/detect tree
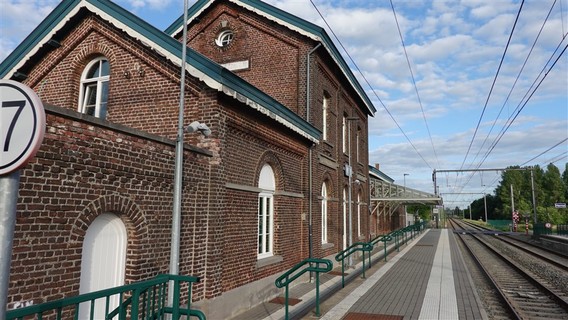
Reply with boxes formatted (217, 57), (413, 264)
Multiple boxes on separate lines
(541, 163), (566, 206)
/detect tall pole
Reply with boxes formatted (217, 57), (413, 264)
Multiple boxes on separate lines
(483, 194), (488, 222)
(530, 168), (537, 225)
(0, 171), (20, 318)
(510, 184), (515, 231)
(169, 0), (189, 308)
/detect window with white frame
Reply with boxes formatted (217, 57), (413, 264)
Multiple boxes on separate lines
(79, 57), (109, 119)
(321, 182), (328, 244)
(215, 29), (234, 47)
(357, 192), (361, 237)
(342, 115), (347, 153)
(342, 187), (347, 249)
(322, 93), (330, 141)
(258, 164), (275, 259)
(356, 129), (360, 162)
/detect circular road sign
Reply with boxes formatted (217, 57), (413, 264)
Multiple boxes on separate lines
(0, 80), (45, 175)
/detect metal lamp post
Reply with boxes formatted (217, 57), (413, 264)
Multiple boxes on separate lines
(168, 0), (211, 309)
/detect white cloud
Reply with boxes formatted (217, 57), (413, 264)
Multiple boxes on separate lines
(120, 0), (173, 10)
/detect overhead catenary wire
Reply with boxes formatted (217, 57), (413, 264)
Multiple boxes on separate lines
(389, 0), (441, 170)
(459, 0), (525, 171)
(467, 0), (559, 172)
(455, 2), (568, 194)
(309, 0), (434, 169)
(520, 138), (568, 166)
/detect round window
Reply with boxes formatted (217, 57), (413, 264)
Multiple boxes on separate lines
(215, 29), (234, 47)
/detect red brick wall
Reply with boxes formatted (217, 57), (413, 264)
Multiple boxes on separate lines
(8, 0), (373, 312)
(8, 106), (211, 307)
(187, 1), (301, 114)
(184, 0), (372, 260)
(24, 14), (199, 139)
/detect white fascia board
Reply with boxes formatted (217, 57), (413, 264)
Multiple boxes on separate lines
(221, 85), (319, 144)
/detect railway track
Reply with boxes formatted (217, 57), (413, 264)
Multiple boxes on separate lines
(450, 219), (568, 320)
(459, 220), (568, 272)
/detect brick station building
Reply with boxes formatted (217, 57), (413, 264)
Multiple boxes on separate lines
(0, 0), (376, 318)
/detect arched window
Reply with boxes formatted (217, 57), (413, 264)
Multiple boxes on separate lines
(321, 182), (328, 244)
(215, 29), (234, 47)
(357, 192), (362, 237)
(342, 115), (347, 153)
(342, 187), (347, 249)
(322, 92), (330, 141)
(258, 164), (275, 259)
(79, 57), (109, 119)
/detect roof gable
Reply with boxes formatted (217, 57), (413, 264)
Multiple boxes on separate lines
(165, 0), (376, 116)
(0, 0), (319, 143)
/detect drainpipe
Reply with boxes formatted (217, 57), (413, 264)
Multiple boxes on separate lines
(306, 43), (321, 261)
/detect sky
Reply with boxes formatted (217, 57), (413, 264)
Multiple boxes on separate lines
(1, 0), (567, 208)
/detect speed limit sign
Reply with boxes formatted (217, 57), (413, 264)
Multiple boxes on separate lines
(0, 80), (45, 175)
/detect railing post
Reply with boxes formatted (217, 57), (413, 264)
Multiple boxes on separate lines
(341, 260), (345, 288)
(131, 287), (140, 319)
(284, 282), (290, 320)
(315, 271), (321, 317)
(173, 278), (181, 320)
(361, 250), (366, 279)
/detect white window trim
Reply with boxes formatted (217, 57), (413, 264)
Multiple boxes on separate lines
(342, 115), (347, 153)
(78, 57), (109, 119)
(322, 96), (329, 141)
(215, 29), (234, 47)
(321, 183), (328, 244)
(342, 188), (347, 249)
(258, 192), (274, 259)
(258, 164), (275, 260)
(357, 193), (361, 237)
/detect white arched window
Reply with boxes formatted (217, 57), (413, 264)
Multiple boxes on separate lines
(79, 57), (109, 119)
(342, 187), (347, 249)
(342, 115), (347, 153)
(357, 192), (362, 237)
(322, 92), (330, 141)
(258, 164), (275, 259)
(321, 182), (328, 244)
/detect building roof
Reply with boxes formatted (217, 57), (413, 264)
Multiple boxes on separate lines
(165, 0), (376, 117)
(369, 165), (395, 183)
(0, 0), (320, 143)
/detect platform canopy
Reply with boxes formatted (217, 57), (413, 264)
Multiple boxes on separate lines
(369, 178), (442, 217)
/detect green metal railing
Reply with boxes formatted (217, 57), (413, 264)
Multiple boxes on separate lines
(274, 258), (332, 319)
(334, 242), (373, 288)
(6, 274), (205, 320)
(369, 234), (392, 263)
(558, 224), (568, 235)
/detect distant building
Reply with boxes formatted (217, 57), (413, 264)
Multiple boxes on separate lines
(0, 0), (377, 318)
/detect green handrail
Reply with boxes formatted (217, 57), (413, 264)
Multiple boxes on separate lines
(334, 242), (373, 288)
(369, 234), (392, 264)
(6, 274), (205, 320)
(274, 258), (332, 319)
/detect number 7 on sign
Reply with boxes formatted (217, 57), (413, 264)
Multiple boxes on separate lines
(2, 100), (26, 152)
(0, 80), (45, 176)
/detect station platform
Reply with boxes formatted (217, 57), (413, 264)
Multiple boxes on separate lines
(229, 229), (487, 320)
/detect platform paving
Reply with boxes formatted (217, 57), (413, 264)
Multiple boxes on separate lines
(228, 228), (487, 320)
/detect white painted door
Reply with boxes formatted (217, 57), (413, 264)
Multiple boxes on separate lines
(79, 213), (126, 319)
